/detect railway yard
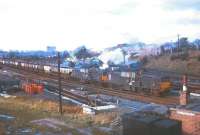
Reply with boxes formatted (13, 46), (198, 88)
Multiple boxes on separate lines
(1, 63), (182, 105)
(1, 0), (200, 134)
(1, 59), (200, 135)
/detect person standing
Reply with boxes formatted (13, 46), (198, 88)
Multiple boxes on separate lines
(129, 78), (135, 91)
(129, 78), (133, 90)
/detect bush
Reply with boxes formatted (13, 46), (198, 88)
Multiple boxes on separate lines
(170, 55), (177, 61)
(198, 55), (200, 61)
(141, 56), (148, 65)
(170, 52), (189, 61)
(180, 52), (189, 61)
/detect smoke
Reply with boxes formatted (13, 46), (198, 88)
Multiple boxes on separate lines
(98, 48), (125, 66)
(98, 43), (145, 67)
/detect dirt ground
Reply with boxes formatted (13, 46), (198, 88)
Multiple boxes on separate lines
(0, 93), (121, 135)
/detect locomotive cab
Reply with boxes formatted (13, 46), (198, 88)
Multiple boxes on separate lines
(153, 76), (172, 96)
(100, 70), (109, 87)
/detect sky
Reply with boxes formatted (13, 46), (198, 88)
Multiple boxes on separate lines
(0, 0), (200, 51)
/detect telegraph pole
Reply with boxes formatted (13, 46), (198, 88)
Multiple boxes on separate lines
(177, 34), (180, 52)
(58, 52), (63, 115)
(170, 40), (173, 54)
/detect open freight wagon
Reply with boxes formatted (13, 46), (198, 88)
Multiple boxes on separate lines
(21, 80), (44, 94)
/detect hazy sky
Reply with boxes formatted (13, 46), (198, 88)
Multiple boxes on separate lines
(0, 0), (200, 51)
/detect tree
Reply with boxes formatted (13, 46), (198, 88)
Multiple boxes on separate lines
(141, 56), (148, 65)
(74, 46), (92, 60)
(90, 58), (103, 68)
(107, 60), (114, 66)
(7, 51), (19, 59)
(160, 45), (165, 54)
(179, 37), (190, 52)
(193, 39), (200, 50)
(62, 51), (70, 58)
(59, 51), (70, 62)
(121, 49), (127, 64)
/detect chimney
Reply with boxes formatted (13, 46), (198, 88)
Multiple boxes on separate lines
(180, 75), (189, 105)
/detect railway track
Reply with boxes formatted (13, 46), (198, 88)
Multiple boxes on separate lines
(144, 69), (200, 93)
(3, 65), (179, 105)
(144, 68), (200, 83)
(4, 67), (98, 106)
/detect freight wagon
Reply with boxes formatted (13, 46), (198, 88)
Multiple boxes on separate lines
(136, 76), (172, 95)
(2, 59), (173, 96)
(22, 83), (44, 94)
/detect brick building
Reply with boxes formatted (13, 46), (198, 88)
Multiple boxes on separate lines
(170, 100), (200, 135)
(168, 75), (200, 135)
